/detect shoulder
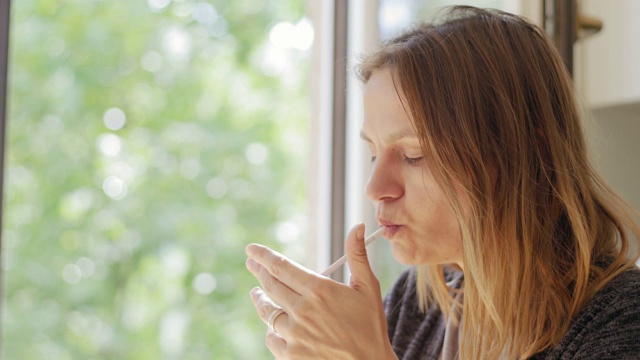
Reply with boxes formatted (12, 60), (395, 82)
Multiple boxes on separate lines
(383, 268), (418, 343)
(580, 265), (640, 327)
(383, 267), (453, 358)
(593, 265), (640, 304)
(383, 266), (463, 318)
(542, 265), (640, 359)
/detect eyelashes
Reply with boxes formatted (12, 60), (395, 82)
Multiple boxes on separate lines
(369, 155), (424, 166)
(404, 156), (424, 166)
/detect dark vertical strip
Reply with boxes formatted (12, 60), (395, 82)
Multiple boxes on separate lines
(557, 0), (575, 76)
(330, 0), (348, 282)
(0, 0), (11, 345)
(543, 0), (575, 76)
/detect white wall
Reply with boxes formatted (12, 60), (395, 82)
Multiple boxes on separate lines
(575, 0), (640, 261)
(575, 0), (640, 216)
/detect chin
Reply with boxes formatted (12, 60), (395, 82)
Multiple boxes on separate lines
(390, 244), (423, 265)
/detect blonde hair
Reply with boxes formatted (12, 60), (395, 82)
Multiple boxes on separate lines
(357, 6), (640, 359)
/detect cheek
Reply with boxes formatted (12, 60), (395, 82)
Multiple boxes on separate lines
(409, 184), (461, 243)
(406, 176), (451, 224)
(425, 203), (459, 239)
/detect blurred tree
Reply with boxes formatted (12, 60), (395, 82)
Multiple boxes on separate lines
(3, 0), (310, 359)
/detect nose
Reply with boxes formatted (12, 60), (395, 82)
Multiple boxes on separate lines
(365, 156), (404, 202)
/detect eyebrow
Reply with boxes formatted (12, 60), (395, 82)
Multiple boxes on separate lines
(359, 128), (420, 144)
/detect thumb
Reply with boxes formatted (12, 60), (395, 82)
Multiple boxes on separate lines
(345, 223), (378, 288)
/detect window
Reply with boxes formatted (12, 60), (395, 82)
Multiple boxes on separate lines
(2, 1), (310, 358)
(0, 0), (555, 358)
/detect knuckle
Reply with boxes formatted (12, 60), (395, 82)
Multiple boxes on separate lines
(258, 301), (271, 320)
(369, 276), (381, 290)
(262, 274), (276, 293)
(265, 331), (278, 343)
(270, 255), (288, 277)
(257, 266), (277, 292)
(265, 332), (278, 350)
(266, 331), (288, 360)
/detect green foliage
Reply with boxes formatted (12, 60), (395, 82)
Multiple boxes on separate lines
(3, 0), (309, 358)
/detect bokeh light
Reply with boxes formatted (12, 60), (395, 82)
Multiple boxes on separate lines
(163, 26), (192, 62)
(192, 272), (217, 295)
(62, 264), (82, 285)
(192, 2), (218, 24)
(206, 177), (228, 199)
(103, 107), (126, 131)
(147, 0), (171, 12)
(245, 142), (268, 165)
(98, 133), (122, 156)
(102, 176), (128, 200)
(269, 18), (314, 50)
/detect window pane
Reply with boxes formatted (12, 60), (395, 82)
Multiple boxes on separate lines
(3, 1), (310, 358)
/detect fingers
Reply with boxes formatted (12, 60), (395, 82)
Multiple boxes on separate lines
(345, 223), (378, 289)
(250, 287), (290, 338)
(245, 244), (322, 295)
(246, 257), (301, 308)
(266, 330), (287, 359)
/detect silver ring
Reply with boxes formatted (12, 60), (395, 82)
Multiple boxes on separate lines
(267, 307), (286, 334)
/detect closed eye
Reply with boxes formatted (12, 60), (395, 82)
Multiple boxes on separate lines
(404, 156), (424, 166)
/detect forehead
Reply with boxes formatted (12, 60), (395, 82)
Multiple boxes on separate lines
(362, 68), (417, 140)
(363, 68), (403, 108)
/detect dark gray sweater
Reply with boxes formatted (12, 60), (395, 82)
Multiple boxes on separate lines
(384, 265), (640, 359)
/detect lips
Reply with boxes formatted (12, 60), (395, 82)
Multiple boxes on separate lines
(377, 218), (392, 226)
(377, 218), (403, 238)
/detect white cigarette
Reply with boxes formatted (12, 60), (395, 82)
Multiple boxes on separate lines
(320, 227), (386, 277)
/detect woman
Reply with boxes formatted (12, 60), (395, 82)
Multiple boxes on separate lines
(245, 6), (640, 359)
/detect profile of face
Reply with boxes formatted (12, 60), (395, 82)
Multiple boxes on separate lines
(361, 68), (463, 269)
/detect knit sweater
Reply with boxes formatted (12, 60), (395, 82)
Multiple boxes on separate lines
(384, 265), (640, 359)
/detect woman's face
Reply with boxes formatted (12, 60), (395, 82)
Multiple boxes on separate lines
(361, 68), (463, 269)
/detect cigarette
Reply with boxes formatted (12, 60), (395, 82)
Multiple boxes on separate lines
(320, 227), (386, 277)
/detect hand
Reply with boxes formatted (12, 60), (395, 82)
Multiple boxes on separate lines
(245, 223), (397, 360)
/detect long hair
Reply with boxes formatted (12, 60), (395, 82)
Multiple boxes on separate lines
(357, 6), (640, 359)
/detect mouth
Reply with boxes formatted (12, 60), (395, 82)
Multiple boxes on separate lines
(377, 218), (403, 238)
